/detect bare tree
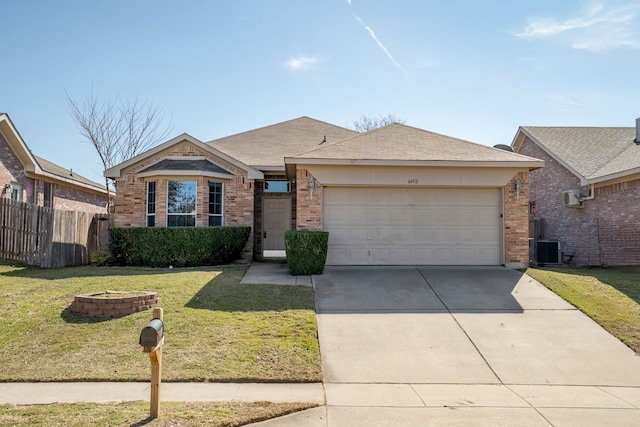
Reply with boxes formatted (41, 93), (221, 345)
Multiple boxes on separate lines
(350, 113), (405, 132)
(66, 89), (171, 211)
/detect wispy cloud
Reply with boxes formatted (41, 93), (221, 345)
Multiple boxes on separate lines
(516, 3), (640, 51)
(284, 55), (319, 72)
(346, 2), (409, 80)
(545, 93), (586, 111)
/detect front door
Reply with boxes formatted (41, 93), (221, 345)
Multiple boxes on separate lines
(263, 198), (291, 251)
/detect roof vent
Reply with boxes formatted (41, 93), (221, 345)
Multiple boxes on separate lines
(636, 117), (640, 144)
(493, 144), (513, 152)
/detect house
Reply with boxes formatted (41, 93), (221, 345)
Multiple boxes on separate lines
(105, 116), (543, 268)
(512, 118), (640, 266)
(0, 113), (110, 213)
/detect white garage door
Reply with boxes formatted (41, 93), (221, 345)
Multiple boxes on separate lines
(324, 187), (502, 265)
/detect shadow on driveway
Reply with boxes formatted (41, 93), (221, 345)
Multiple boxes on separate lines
(313, 266), (528, 314)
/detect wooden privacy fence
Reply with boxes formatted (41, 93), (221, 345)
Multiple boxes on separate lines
(0, 198), (110, 268)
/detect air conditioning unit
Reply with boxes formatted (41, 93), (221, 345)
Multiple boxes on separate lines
(537, 240), (563, 264)
(563, 189), (581, 207)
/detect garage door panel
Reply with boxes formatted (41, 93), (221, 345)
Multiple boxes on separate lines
(413, 248), (435, 264)
(324, 187), (501, 265)
(368, 209), (391, 224)
(413, 228), (436, 240)
(390, 209), (411, 224)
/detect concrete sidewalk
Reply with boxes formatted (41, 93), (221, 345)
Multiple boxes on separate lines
(0, 382), (325, 405)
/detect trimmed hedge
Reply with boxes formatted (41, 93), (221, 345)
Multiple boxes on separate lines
(284, 230), (329, 275)
(109, 226), (251, 267)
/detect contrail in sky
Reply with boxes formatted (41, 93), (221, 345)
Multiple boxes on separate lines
(346, 1), (409, 80)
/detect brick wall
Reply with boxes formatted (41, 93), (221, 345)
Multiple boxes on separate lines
(595, 179), (640, 265)
(295, 168), (323, 230)
(517, 136), (640, 266)
(48, 183), (108, 213)
(0, 132), (28, 199)
(503, 171), (530, 268)
(112, 140), (255, 259)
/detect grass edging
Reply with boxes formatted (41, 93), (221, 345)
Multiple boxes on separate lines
(525, 267), (640, 354)
(0, 401), (318, 427)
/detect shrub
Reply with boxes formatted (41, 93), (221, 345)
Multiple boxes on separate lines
(89, 250), (110, 266)
(284, 230), (329, 275)
(109, 226), (251, 267)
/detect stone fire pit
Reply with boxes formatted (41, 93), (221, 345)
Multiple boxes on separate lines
(70, 291), (159, 318)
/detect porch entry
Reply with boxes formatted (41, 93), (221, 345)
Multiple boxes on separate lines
(262, 197), (291, 255)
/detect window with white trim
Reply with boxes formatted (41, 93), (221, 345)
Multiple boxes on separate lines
(146, 181), (156, 227)
(167, 180), (196, 227)
(9, 183), (22, 201)
(208, 182), (223, 226)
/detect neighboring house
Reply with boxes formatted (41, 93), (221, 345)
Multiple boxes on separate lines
(512, 118), (640, 266)
(0, 113), (110, 213)
(105, 116), (543, 268)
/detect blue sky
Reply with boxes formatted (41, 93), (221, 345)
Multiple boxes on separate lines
(3, 0), (640, 184)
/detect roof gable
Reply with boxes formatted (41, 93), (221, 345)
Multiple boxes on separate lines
(105, 133), (263, 180)
(288, 123), (543, 166)
(207, 116), (359, 169)
(0, 113), (39, 173)
(1, 113), (107, 194)
(514, 126), (637, 184)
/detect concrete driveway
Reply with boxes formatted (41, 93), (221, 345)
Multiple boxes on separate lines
(300, 266), (640, 426)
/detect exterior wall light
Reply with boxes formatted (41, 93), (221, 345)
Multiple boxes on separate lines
(308, 177), (315, 199)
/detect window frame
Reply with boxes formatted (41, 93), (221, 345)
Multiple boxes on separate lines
(208, 181), (223, 226)
(43, 182), (53, 208)
(264, 180), (290, 193)
(166, 180), (197, 227)
(146, 181), (156, 227)
(9, 183), (22, 201)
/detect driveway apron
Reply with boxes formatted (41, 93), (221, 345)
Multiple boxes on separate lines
(313, 266), (640, 386)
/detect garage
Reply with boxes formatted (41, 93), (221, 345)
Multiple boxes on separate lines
(324, 186), (502, 265)
(285, 123), (544, 269)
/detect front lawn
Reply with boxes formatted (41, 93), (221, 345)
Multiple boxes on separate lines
(526, 267), (640, 354)
(0, 262), (321, 382)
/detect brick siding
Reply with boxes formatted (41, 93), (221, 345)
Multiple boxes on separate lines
(295, 168), (323, 230)
(503, 171), (530, 267)
(519, 136), (640, 266)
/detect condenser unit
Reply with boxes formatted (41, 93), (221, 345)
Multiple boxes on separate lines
(537, 240), (562, 264)
(563, 189), (581, 207)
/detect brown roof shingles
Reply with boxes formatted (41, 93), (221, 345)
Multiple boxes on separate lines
(206, 116), (358, 168)
(35, 155), (107, 191)
(294, 123), (542, 163)
(521, 126), (637, 180)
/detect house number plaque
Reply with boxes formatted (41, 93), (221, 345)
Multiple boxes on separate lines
(407, 179), (419, 184)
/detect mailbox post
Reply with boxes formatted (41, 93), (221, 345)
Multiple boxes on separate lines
(139, 307), (164, 419)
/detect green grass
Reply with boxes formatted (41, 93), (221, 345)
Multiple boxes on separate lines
(0, 401), (317, 426)
(0, 262), (321, 382)
(526, 267), (640, 353)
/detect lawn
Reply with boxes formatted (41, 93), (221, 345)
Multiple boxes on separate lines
(0, 262), (321, 382)
(526, 266), (640, 354)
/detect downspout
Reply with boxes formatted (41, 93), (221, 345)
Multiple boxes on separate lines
(579, 184), (595, 202)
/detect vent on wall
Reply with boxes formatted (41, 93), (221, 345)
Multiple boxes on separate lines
(537, 241), (562, 264)
(563, 189), (581, 207)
